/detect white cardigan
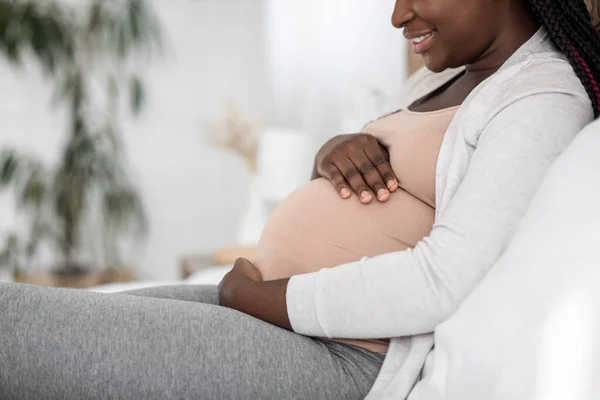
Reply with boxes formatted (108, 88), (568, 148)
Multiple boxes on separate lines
(286, 29), (593, 399)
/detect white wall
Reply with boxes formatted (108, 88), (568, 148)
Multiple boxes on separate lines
(0, 0), (407, 281)
(265, 0), (407, 139)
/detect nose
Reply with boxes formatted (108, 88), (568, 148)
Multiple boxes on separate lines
(391, 0), (415, 29)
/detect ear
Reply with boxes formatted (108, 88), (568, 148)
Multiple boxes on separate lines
(586, 0), (600, 32)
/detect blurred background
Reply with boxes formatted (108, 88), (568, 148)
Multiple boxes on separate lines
(0, 0), (413, 286)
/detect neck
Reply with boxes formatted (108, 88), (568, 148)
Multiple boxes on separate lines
(465, 5), (540, 83)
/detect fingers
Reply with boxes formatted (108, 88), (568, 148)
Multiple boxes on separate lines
(316, 133), (398, 204)
(319, 162), (352, 200)
(336, 157), (375, 204)
(364, 141), (398, 193)
(344, 135), (395, 201)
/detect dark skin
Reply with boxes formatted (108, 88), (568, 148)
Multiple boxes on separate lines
(587, 0), (600, 31)
(219, 0), (540, 331)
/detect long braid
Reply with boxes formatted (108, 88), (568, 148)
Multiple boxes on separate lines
(527, 0), (600, 118)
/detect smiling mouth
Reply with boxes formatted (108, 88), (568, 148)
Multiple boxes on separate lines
(412, 31), (435, 45)
(411, 30), (436, 54)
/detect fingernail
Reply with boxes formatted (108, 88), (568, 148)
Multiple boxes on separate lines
(387, 180), (396, 189)
(361, 191), (371, 200)
(377, 189), (388, 198)
(340, 188), (350, 197)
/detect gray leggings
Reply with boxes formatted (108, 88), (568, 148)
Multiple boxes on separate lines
(0, 283), (383, 400)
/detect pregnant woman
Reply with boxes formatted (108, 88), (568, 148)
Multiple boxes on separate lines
(2, 1), (600, 399)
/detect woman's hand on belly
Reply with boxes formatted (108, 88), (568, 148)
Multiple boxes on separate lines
(314, 133), (399, 204)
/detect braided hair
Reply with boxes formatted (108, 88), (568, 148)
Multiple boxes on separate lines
(527, 0), (600, 118)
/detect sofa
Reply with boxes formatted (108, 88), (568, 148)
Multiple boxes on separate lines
(409, 118), (600, 400)
(92, 119), (600, 399)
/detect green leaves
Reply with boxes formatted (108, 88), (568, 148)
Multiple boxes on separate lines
(0, 0), (161, 272)
(130, 76), (145, 115)
(102, 182), (147, 266)
(0, 234), (22, 272)
(19, 170), (46, 210)
(0, 149), (45, 197)
(0, 149), (18, 185)
(0, 149), (50, 272)
(85, 0), (161, 61)
(103, 185), (147, 235)
(0, 1), (74, 74)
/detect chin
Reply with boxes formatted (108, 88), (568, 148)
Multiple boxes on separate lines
(423, 55), (447, 73)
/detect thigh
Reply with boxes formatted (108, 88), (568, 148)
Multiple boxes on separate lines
(0, 283), (382, 400)
(120, 284), (219, 304)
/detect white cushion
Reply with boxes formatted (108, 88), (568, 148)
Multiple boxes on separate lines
(410, 120), (600, 400)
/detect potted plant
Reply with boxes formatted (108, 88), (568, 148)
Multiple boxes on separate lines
(0, 0), (161, 286)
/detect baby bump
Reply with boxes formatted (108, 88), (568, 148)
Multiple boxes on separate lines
(255, 178), (435, 281)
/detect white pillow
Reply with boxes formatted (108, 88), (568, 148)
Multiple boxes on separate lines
(410, 120), (600, 400)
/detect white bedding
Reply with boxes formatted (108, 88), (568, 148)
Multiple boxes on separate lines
(88, 265), (233, 293)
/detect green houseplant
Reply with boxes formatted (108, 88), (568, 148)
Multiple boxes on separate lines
(0, 0), (161, 279)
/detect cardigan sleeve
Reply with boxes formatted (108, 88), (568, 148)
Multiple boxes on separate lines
(286, 92), (592, 339)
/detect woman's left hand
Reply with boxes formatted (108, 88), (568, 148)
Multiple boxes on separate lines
(218, 258), (263, 309)
(218, 258), (293, 331)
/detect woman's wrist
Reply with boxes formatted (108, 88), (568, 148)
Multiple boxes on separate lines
(218, 259), (293, 331)
(235, 279), (292, 331)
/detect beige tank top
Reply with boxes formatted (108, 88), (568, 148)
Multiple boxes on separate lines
(255, 106), (459, 354)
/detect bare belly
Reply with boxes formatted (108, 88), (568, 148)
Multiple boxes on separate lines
(254, 178), (435, 281)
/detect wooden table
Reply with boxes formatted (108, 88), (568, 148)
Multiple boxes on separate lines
(14, 268), (135, 289)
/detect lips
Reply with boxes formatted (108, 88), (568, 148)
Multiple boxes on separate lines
(412, 32), (435, 44)
(406, 30), (436, 54)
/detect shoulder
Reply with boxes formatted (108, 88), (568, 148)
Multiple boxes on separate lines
(465, 55), (593, 141)
(491, 55), (590, 104)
